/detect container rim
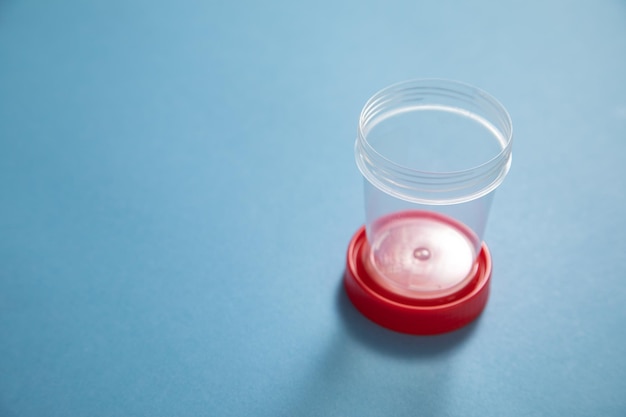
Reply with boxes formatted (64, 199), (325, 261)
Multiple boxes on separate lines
(355, 78), (513, 205)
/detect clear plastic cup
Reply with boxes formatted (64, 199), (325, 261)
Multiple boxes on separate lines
(354, 79), (512, 304)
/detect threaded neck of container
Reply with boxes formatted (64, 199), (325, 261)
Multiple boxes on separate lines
(355, 79), (513, 205)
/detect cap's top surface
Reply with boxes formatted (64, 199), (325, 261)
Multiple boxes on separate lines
(366, 210), (480, 301)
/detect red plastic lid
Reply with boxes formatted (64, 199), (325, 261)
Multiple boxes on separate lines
(344, 226), (492, 335)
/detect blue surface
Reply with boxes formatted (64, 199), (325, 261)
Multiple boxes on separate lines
(1, 0), (626, 416)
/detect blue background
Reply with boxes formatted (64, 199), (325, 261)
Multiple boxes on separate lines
(1, 1), (625, 416)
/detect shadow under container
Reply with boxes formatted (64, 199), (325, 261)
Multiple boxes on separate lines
(345, 79), (513, 335)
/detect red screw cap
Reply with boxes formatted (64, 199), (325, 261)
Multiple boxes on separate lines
(344, 226), (492, 335)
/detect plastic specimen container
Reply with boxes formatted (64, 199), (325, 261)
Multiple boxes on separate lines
(344, 79), (513, 335)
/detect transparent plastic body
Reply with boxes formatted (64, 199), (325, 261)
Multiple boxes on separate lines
(355, 79), (512, 301)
